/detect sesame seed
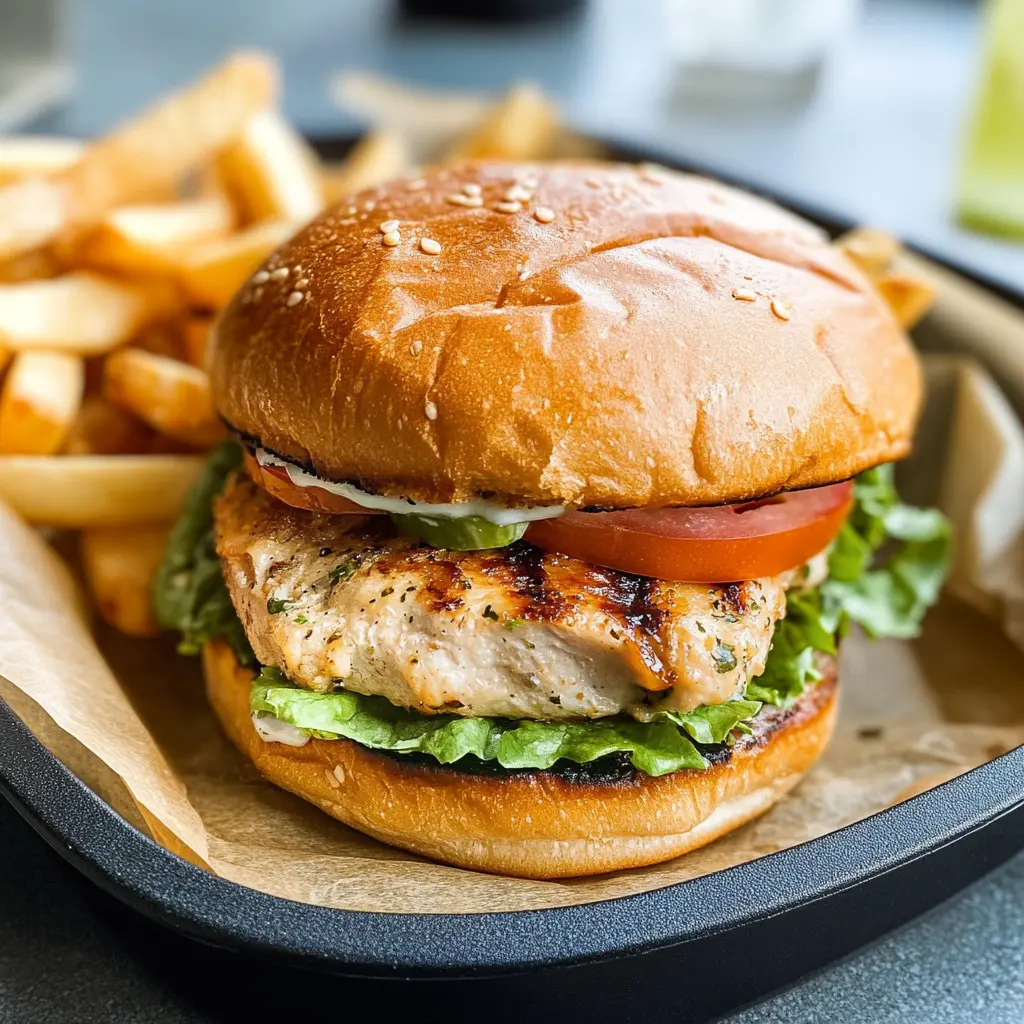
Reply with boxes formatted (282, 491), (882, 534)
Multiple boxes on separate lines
(346, 205), (357, 215)
(771, 298), (792, 321)
(533, 206), (555, 223)
(446, 193), (469, 206)
(270, 267), (289, 281)
(333, 764), (346, 784)
(585, 176), (602, 188)
(407, 178), (427, 190)
(495, 201), (522, 214)
(464, 195), (483, 207)
(732, 287), (757, 301)
(462, 183), (482, 197)
(419, 237), (441, 255)
(253, 286), (264, 301)
(379, 219), (400, 233)
(645, 455), (655, 469)
(252, 270), (269, 284)
(424, 401), (438, 420)
(325, 769), (340, 789)
(364, 200), (376, 211)
(521, 176), (539, 189)
(382, 231), (401, 247)
(504, 184), (532, 202)
(286, 291), (303, 306)
(518, 269), (529, 281)
(295, 277), (309, 289)
(410, 340), (422, 355)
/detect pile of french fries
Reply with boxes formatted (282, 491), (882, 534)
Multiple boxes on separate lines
(0, 53), (405, 638)
(0, 52), (933, 640)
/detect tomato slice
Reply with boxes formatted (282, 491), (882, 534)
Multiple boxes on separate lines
(525, 482), (853, 582)
(243, 450), (383, 515)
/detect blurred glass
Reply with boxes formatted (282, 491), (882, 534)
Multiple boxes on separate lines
(957, 0), (1024, 241)
(0, 0), (71, 130)
(663, 0), (861, 107)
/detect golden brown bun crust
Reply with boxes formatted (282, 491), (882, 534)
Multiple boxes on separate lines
(211, 161), (921, 508)
(203, 640), (838, 879)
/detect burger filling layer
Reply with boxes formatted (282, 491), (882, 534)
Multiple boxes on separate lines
(155, 444), (950, 778)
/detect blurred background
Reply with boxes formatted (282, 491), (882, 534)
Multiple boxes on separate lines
(2, 0), (1022, 292)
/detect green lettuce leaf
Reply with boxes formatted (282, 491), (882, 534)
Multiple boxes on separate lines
(748, 465), (951, 708)
(251, 667), (763, 777)
(821, 464), (952, 640)
(153, 441), (255, 666)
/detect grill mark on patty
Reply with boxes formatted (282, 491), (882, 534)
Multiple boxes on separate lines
(418, 554), (472, 612)
(716, 581), (753, 618)
(588, 568), (671, 684)
(479, 542), (574, 622)
(370, 546), (471, 612)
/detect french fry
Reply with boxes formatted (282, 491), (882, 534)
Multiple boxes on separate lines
(0, 136), (83, 185)
(0, 53), (276, 261)
(174, 217), (293, 308)
(133, 320), (189, 362)
(321, 130), (409, 204)
(80, 526), (168, 636)
(0, 177), (68, 261)
(0, 248), (62, 284)
(183, 316), (213, 369)
(876, 274), (939, 330)
(76, 195), (236, 275)
(443, 84), (557, 163)
(0, 350), (84, 454)
(835, 227), (901, 280)
(62, 394), (153, 455)
(0, 453), (204, 526)
(0, 272), (166, 354)
(103, 347), (224, 447)
(836, 228), (937, 328)
(217, 109), (324, 223)
(63, 52), (278, 227)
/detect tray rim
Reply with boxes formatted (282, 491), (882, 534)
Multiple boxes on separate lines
(1, 693), (1023, 978)
(1, 133), (1023, 979)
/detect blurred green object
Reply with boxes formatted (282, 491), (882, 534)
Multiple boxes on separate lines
(957, 0), (1024, 240)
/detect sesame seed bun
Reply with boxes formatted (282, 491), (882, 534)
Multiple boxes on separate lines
(202, 639), (838, 879)
(210, 161), (921, 509)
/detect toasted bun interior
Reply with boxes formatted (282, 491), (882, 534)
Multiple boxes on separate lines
(203, 640), (838, 879)
(211, 161), (921, 509)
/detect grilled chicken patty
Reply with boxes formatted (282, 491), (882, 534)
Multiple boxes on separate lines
(216, 474), (791, 721)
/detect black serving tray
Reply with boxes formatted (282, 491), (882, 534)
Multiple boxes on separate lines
(1, 138), (1023, 1024)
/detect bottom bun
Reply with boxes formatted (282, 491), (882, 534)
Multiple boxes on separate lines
(203, 640), (838, 879)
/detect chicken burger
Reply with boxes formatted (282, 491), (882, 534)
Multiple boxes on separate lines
(155, 162), (949, 878)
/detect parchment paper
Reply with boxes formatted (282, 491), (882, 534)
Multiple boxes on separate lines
(1, 344), (1023, 912)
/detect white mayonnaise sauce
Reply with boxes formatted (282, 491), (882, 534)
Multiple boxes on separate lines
(252, 711), (310, 747)
(254, 447), (566, 525)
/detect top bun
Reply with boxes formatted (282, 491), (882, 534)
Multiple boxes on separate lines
(210, 161), (921, 509)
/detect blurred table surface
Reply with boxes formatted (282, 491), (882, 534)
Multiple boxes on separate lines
(5, 1), (1024, 1022)
(39, 0), (1024, 294)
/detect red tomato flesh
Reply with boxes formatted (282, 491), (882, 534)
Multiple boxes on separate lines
(243, 450), (384, 515)
(525, 482), (853, 582)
